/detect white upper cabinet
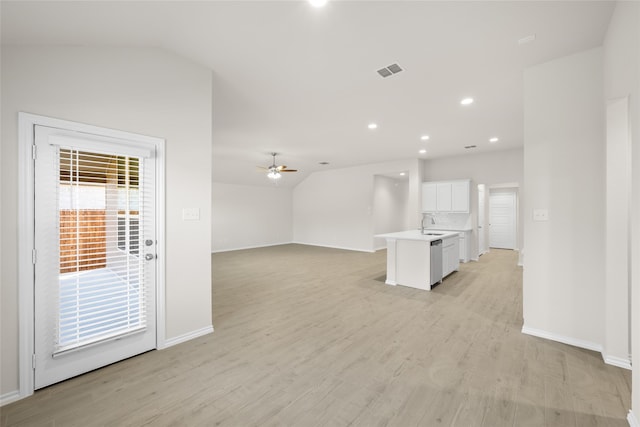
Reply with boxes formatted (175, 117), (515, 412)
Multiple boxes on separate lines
(436, 183), (452, 211)
(451, 181), (470, 212)
(422, 183), (437, 212)
(422, 179), (470, 213)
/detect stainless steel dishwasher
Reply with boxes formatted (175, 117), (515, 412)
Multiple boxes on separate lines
(430, 239), (443, 286)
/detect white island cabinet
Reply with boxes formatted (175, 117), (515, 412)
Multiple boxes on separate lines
(442, 235), (460, 278)
(375, 230), (460, 291)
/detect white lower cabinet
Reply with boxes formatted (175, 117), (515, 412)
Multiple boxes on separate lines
(442, 236), (460, 278)
(458, 231), (471, 262)
(459, 233), (466, 261)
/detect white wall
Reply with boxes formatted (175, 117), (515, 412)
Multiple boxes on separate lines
(373, 176), (409, 250)
(523, 48), (605, 349)
(293, 159), (422, 252)
(1, 46), (213, 398)
(423, 148), (524, 259)
(603, 0), (640, 417)
(212, 183), (292, 252)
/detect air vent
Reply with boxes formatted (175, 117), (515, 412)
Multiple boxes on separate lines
(377, 68), (393, 78)
(387, 63), (402, 74)
(319, 161), (330, 165)
(464, 145), (477, 149)
(377, 63), (403, 78)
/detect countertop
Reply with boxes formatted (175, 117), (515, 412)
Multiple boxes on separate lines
(423, 227), (473, 232)
(375, 230), (460, 242)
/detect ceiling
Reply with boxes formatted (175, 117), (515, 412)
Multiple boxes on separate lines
(1, 1), (615, 187)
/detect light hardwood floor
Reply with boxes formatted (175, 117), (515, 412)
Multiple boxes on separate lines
(2, 245), (631, 426)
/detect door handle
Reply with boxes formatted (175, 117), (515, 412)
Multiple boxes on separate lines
(145, 253), (155, 261)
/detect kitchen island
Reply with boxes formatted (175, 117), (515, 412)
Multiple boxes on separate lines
(375, 230), (460, 290)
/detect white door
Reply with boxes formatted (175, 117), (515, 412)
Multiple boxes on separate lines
(34, 125), (157, 389)
(478, 185), (486, 255)
(489, 190), (517, 250)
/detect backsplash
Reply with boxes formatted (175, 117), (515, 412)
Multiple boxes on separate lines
(422, 213), (471, 229)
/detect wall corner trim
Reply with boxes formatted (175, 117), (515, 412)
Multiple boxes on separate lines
(160, 325), (214, 350)
(603, 354), (632, 370)
(212, 241), (293, 253)
(521, 325), (603, 353)
(291, 241), (375, 253)
(628, 410), (639, 427)
(0, 391), (22, 407)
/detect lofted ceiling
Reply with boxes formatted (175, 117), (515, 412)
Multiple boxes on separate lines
(1, 1), (615, 187)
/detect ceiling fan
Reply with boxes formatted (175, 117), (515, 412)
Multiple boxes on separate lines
(258, 152), (298, 180)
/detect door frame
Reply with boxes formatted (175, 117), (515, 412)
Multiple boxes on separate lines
(17, 112), (166, 399)
(477, 184), (487, 256)
(488, 183), (520, 252)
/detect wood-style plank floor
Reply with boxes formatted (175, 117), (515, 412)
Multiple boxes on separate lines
(1, 245), (631, 426)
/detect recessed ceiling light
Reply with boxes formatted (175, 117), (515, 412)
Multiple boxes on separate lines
(420, 135), (430, 141)
(400, 172), (406, 176)
(460, 97), (474, 106)
(368, 123), (378, 129)
(489, 137), (499, 143)
(309, 0), (328, 7)
(419, 149), (427, 154)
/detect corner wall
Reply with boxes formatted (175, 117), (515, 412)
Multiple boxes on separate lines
(373, 176), (409, 250)
(522, 48), (605, 349)
(292, 159), (422, 252)
(212, 183), (293, 252)
(602, 0), (640, 420)
(1, 46), (213, 399)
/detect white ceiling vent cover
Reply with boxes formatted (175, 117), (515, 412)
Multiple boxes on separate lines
(377, 63), (403, 78)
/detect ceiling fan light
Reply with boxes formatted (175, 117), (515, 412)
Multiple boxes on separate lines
(267, 169), (281, 180)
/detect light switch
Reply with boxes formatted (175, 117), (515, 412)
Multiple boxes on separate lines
(182, 208), (200, 221)
(533, 209), (549, 222)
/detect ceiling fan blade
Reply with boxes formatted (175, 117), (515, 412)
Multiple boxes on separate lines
(256, 166), (269, 171)
(280, 169), (297, 172)
(276, 165), (287, 171)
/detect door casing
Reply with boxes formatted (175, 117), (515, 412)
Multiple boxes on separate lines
(18, 112), (166, 399)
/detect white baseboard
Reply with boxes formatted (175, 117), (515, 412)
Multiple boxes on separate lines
(521, 325), (603, 353)
(522, 326), (633, 370)
(211, 242), (292, 253)
(1, 390), (22, 407)
(291, 241), (374, 253)
(628, 410), (639, 427)
(603, 354), (632, 370)
(160, 325), (214, 349)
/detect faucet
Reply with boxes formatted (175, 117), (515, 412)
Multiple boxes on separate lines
(421, 214), (435, 234)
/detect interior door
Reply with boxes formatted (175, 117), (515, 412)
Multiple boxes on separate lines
(489, 190), (517, 250)
(478, 184), (486, 255)
(34, 125), (157, 389)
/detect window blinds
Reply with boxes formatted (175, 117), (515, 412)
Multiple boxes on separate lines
(54, 147), (149, 355)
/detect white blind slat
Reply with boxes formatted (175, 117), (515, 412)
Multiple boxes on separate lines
(53, 147), (148, 355)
